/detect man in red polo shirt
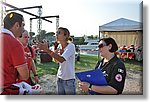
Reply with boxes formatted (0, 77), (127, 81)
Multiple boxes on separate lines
(0, 12), (29, 95)
(18, 30), (39, 86)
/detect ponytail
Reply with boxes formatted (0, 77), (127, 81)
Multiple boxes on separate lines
(67, 37), (73, 43)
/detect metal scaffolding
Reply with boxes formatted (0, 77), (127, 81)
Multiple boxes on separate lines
(37, 7), (42, 36)
(0, 0), (6, 27)
(30, 15), (59, 32)
(1, 1), (59, 42)
(1, 1), (52, 33)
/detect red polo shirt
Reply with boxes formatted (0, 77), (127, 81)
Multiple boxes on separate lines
(1, 32), (27, 88)
(24, 46), (35, 85)
(24, 46), (34, 70)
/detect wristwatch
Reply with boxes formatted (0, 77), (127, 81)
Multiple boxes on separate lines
(88, 84), (92, 91)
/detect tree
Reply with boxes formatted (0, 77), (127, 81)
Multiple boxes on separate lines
(45, 32), (55, 36)
(45, 32), (56, 46)
(73, 37), (85, 45)
(40, 30), (47, 40)
(87, 35), (94, 39)
(29, 32), (35, 38)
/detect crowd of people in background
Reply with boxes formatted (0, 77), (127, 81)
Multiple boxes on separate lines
(115, 44), (143, 61)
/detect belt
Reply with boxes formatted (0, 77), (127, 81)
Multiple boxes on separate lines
(57, 78), (75, 82)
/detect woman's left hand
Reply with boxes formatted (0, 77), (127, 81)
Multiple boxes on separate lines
(79, 82), (90, 92)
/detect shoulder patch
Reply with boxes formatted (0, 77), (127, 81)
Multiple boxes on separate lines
(118, 68), (124, 73)
(115, 74), (122, 82)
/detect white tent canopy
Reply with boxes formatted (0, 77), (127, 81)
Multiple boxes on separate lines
(99, 18), (143, 47)
(99, 18), (142, 31)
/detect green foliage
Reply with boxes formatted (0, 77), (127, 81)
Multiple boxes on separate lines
(45, 32), (55, 36)
(29, 32), (35, 37)
(73, 37), (85, 45)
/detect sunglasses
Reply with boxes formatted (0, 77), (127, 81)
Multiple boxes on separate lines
(56, 31), (62, 35)
(98, 43), (107, 49)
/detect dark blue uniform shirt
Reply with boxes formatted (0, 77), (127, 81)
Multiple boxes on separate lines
(95, 55), (126, 94)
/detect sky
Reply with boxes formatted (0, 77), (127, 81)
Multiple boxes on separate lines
(1, 0), (142, 37)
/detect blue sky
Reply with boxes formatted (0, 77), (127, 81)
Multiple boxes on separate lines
(1, 0), (142, 37)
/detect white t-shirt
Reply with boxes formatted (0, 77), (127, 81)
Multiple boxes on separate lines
(57, 43), (75, 80)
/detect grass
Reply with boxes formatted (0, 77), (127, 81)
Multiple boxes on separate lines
(36, 61), (58, 76)
(124, 60), (143, 71)
(75, 55), (99, 72)
(35, 54), (143, 77)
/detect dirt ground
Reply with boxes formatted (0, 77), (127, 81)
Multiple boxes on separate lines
(39, 69), (143, 95)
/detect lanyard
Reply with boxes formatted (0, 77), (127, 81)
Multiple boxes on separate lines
(97, 60), (109, 71)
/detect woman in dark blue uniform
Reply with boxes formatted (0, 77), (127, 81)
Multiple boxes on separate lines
(79, 37), (126, 94)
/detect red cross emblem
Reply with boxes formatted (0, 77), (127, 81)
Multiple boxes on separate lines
(115, 74), (122, 82)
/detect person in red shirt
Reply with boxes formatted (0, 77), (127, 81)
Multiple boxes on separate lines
(18, 30), (39, 85)
(122, 45), (127, 51)
(0, 12), (29, 95)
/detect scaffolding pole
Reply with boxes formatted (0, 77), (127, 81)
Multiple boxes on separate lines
(0, 0), (6, 27)
(6, 5), (42, 12)
(1, 2), (52, 23)
(30, 15), (59, 31)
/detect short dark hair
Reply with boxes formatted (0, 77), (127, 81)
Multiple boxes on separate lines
(100, 37), (118, 52)
(4, 12), (24, 30)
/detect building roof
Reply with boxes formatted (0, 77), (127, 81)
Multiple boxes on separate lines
(99, 18), (143, 31)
